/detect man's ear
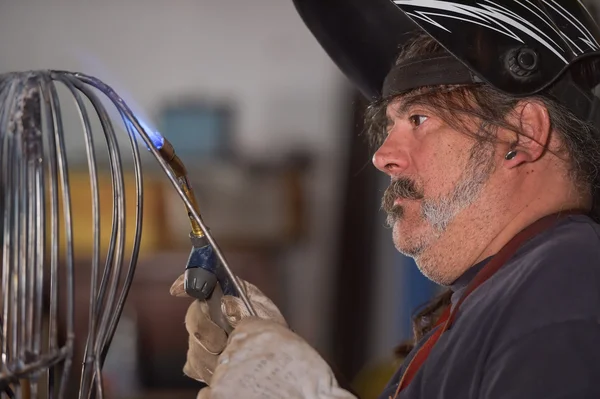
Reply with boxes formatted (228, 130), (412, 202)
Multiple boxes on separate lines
(504, 101), (552, 168)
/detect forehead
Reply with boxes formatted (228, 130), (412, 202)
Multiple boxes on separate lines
(384, 87), (439, 118)
(385, 85), (482, 119)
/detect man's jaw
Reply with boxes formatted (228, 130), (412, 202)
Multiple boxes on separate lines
(393, 228), (429, 262)
(387, 199), (453, 263)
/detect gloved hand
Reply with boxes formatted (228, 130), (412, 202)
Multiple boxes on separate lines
(196, 318), (358, 399)
(170, 274), (287, 385)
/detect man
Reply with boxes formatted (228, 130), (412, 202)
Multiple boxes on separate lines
(171, 0), (600, 397)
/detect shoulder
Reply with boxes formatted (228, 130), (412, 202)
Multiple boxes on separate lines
(525, 214), (600, 264)
(467, 215), (600, 348)
(505, 214), (600, 296)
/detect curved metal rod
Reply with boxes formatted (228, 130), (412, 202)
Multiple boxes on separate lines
(3, 117), (15, 381)
(99, 106), (144, 363)
(10, 78), (26, 397)
(54, 75), (102, 399)
(17, 83), (28, 383)
(20, 76), (45, 399)
(72, 105), (147, 399)
(38, 76), (62, 392)
(1, 78), (18, 380)
(38, 74), (66, 399)
(31, 94), (45, 398)
(44, 75), (76, 399)
(24, 110), (35, 397)
(64, 76), (127, 399)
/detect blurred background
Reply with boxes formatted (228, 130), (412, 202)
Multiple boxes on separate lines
(3, 1), (597, 398)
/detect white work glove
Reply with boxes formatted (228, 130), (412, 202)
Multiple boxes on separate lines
(197, 317), (357, 399)
(170, 273), (287, 385)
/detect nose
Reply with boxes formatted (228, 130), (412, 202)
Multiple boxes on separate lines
(372, 133), (410, 176)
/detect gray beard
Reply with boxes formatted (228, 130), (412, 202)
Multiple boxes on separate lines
(422, 145), (495, 231)
(386, 140), (496, 255)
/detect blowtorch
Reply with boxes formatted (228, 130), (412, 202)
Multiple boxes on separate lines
(85, 70), (259, 327)
(155, 138), (244, 332)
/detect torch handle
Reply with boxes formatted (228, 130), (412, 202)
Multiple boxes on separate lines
(184, 267), (234, 334)
(184, 242), (237, 334)
(206, 284), (233, 334)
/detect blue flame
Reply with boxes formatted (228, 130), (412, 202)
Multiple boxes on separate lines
(124, 117), (164, 150)
(72, 50), (165, 150)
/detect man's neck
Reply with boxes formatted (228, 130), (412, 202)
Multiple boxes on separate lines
(473, 191), (589, 265)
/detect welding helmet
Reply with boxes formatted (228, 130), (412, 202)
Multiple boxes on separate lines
(292, 0), (600, 123)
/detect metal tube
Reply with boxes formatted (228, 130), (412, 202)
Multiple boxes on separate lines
(3, 124), (15, 381)
(66, 76), (127, 362)
(46, 77), (75, 399)
(55, 76), (100, 399)
(0, 79), (17, 383)
(99, 107), (144, 364)
(62, 76), (127, 399)
(38, 74), (63, 399)
(10, 79), (24, 398)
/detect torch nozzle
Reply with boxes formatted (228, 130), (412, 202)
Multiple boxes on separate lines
(158, 138), (187, 176)
(159, 138), (205, 237)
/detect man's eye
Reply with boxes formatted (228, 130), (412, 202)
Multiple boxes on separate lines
(409, 115), (428, 127)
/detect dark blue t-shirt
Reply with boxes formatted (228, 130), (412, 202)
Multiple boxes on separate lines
(379, 214), (600, 399)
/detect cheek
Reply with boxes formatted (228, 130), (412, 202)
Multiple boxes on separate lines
(412, 129), (471, 197)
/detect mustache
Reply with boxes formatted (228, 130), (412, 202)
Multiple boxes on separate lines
(381, 177), (424, 214)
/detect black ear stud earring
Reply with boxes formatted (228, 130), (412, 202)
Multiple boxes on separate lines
(505, 149), (518, 160)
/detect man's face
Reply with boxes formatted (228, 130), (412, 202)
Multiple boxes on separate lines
(373, 98), (496, 270)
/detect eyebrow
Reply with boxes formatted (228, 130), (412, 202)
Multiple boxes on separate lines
(387, 97), (414, 121)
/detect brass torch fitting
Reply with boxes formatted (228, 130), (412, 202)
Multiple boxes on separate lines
(158, 138), (186, 177)
(159, 138), (205, 237)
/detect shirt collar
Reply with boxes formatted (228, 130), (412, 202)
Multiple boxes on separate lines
(450, 256), (492, 306)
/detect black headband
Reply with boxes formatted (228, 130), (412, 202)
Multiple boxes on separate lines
(382, 53), (600, 126)
(382, 54), (482, 97)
